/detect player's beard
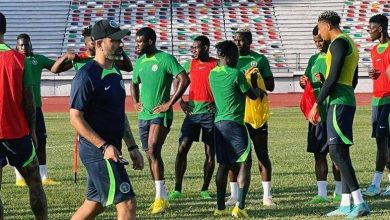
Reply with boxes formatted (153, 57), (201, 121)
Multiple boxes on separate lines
(370, 33), (380, 42)
(104, 49), (121, 61)
(137, 47), (146, 56)
(137, 45), (151, 56)
(190, 50), (197, 59)
(136, 50), (145, 56)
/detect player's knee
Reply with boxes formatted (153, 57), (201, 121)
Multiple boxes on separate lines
(205, 152), (215, 163)
(29, 182), (45, 198)
(257, 156), (271, 168)
(178, 142), (191, 155)
(242, 161), (252, 170)
(332, 161), (339, 168)
(127, 198), (136, 213)
(329, 145), (342, 165)
(215, 175), (225, 187)
(29, 185), (47, 215)
(21, 160), (42, 185)
(28, 174), (42, 184)
(216, 165), (228, 181)
(314, 153), (327, 162)
(147, 147), (161, 161)
(207, 157), (215, 165)
(116, 198), (136, 218)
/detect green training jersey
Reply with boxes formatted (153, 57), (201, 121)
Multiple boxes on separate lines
(304, 53), (328, 119)
(236, 51), (273, 79)
(132, 51), (185, 120)
(0, 44), (10, 51)
(209, 65), (251, 125)
(325, 33), (358, 106)
(25, 54), (55, 107)
(182, 59), (190, 72)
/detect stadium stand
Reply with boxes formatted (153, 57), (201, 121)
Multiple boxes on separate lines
(119, 0), (172, 61)
(1, 0), (70, 59)
(64, 0), (122, 55)
(222, 0), (287, 70)
(273, 0), (344, 72)
(171, 0), (224, 63)
(54, 0), (286, 73)
(1, 0), (389, 93)
(342, 0), (390, 71)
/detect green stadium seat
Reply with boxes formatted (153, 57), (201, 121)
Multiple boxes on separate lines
(343, 29), (351, 34)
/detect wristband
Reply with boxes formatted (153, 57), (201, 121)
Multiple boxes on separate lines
(128, 145), (139, 152)
(100, 142), (110, 155)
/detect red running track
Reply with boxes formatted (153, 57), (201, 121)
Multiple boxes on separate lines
(42, 93), (372, 113)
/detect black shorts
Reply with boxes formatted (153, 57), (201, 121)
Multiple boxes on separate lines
(246, 123), (268, 140)
(327, 104), (355, 146)
(372, 104), (390, 138)
(179, 113), (214, 145)
(139, 117), (172, 151)
(214, 121), (251, 164)
(307, 121), (328, 154)
(0, 135), (36, 167)
(36, 107), (47, 141)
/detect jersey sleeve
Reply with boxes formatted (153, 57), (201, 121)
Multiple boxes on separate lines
(166, 55), (185, 77)
(258, 55), (273, 78)
(236, 71), (251, 94)
(38, 54), (55, 70)
(70, 70), (94, 112)
(181, 59), (191, 73)
(23, 58), (33, 88)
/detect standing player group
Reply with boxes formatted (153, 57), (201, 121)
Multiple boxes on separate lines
(1, 9), (390, 219)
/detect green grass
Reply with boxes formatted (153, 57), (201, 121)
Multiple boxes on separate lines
(2, 107), (390, 219)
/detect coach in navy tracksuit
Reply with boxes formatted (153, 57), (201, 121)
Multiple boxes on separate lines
(69, 19), (144, 219)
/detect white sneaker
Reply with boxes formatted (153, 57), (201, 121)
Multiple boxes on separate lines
(225, 197), (238, 206)
(263, 197), (276, 207)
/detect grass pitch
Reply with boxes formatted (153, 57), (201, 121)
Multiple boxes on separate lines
(1, 107), (389, 219)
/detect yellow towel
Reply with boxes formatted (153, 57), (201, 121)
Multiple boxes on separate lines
(244, 67), (270, 129)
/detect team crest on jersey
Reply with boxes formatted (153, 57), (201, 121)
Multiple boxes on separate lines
(250, 61), (257, 67)
(109, 20), (119, 28)
(31, 58), (38, 65)
(152, 64), (158, 72)
(120, 80), (125, 90)
(119, 182), (131, 194)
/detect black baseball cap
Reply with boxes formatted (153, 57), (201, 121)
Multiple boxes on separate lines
(91, 20), (129, 41)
